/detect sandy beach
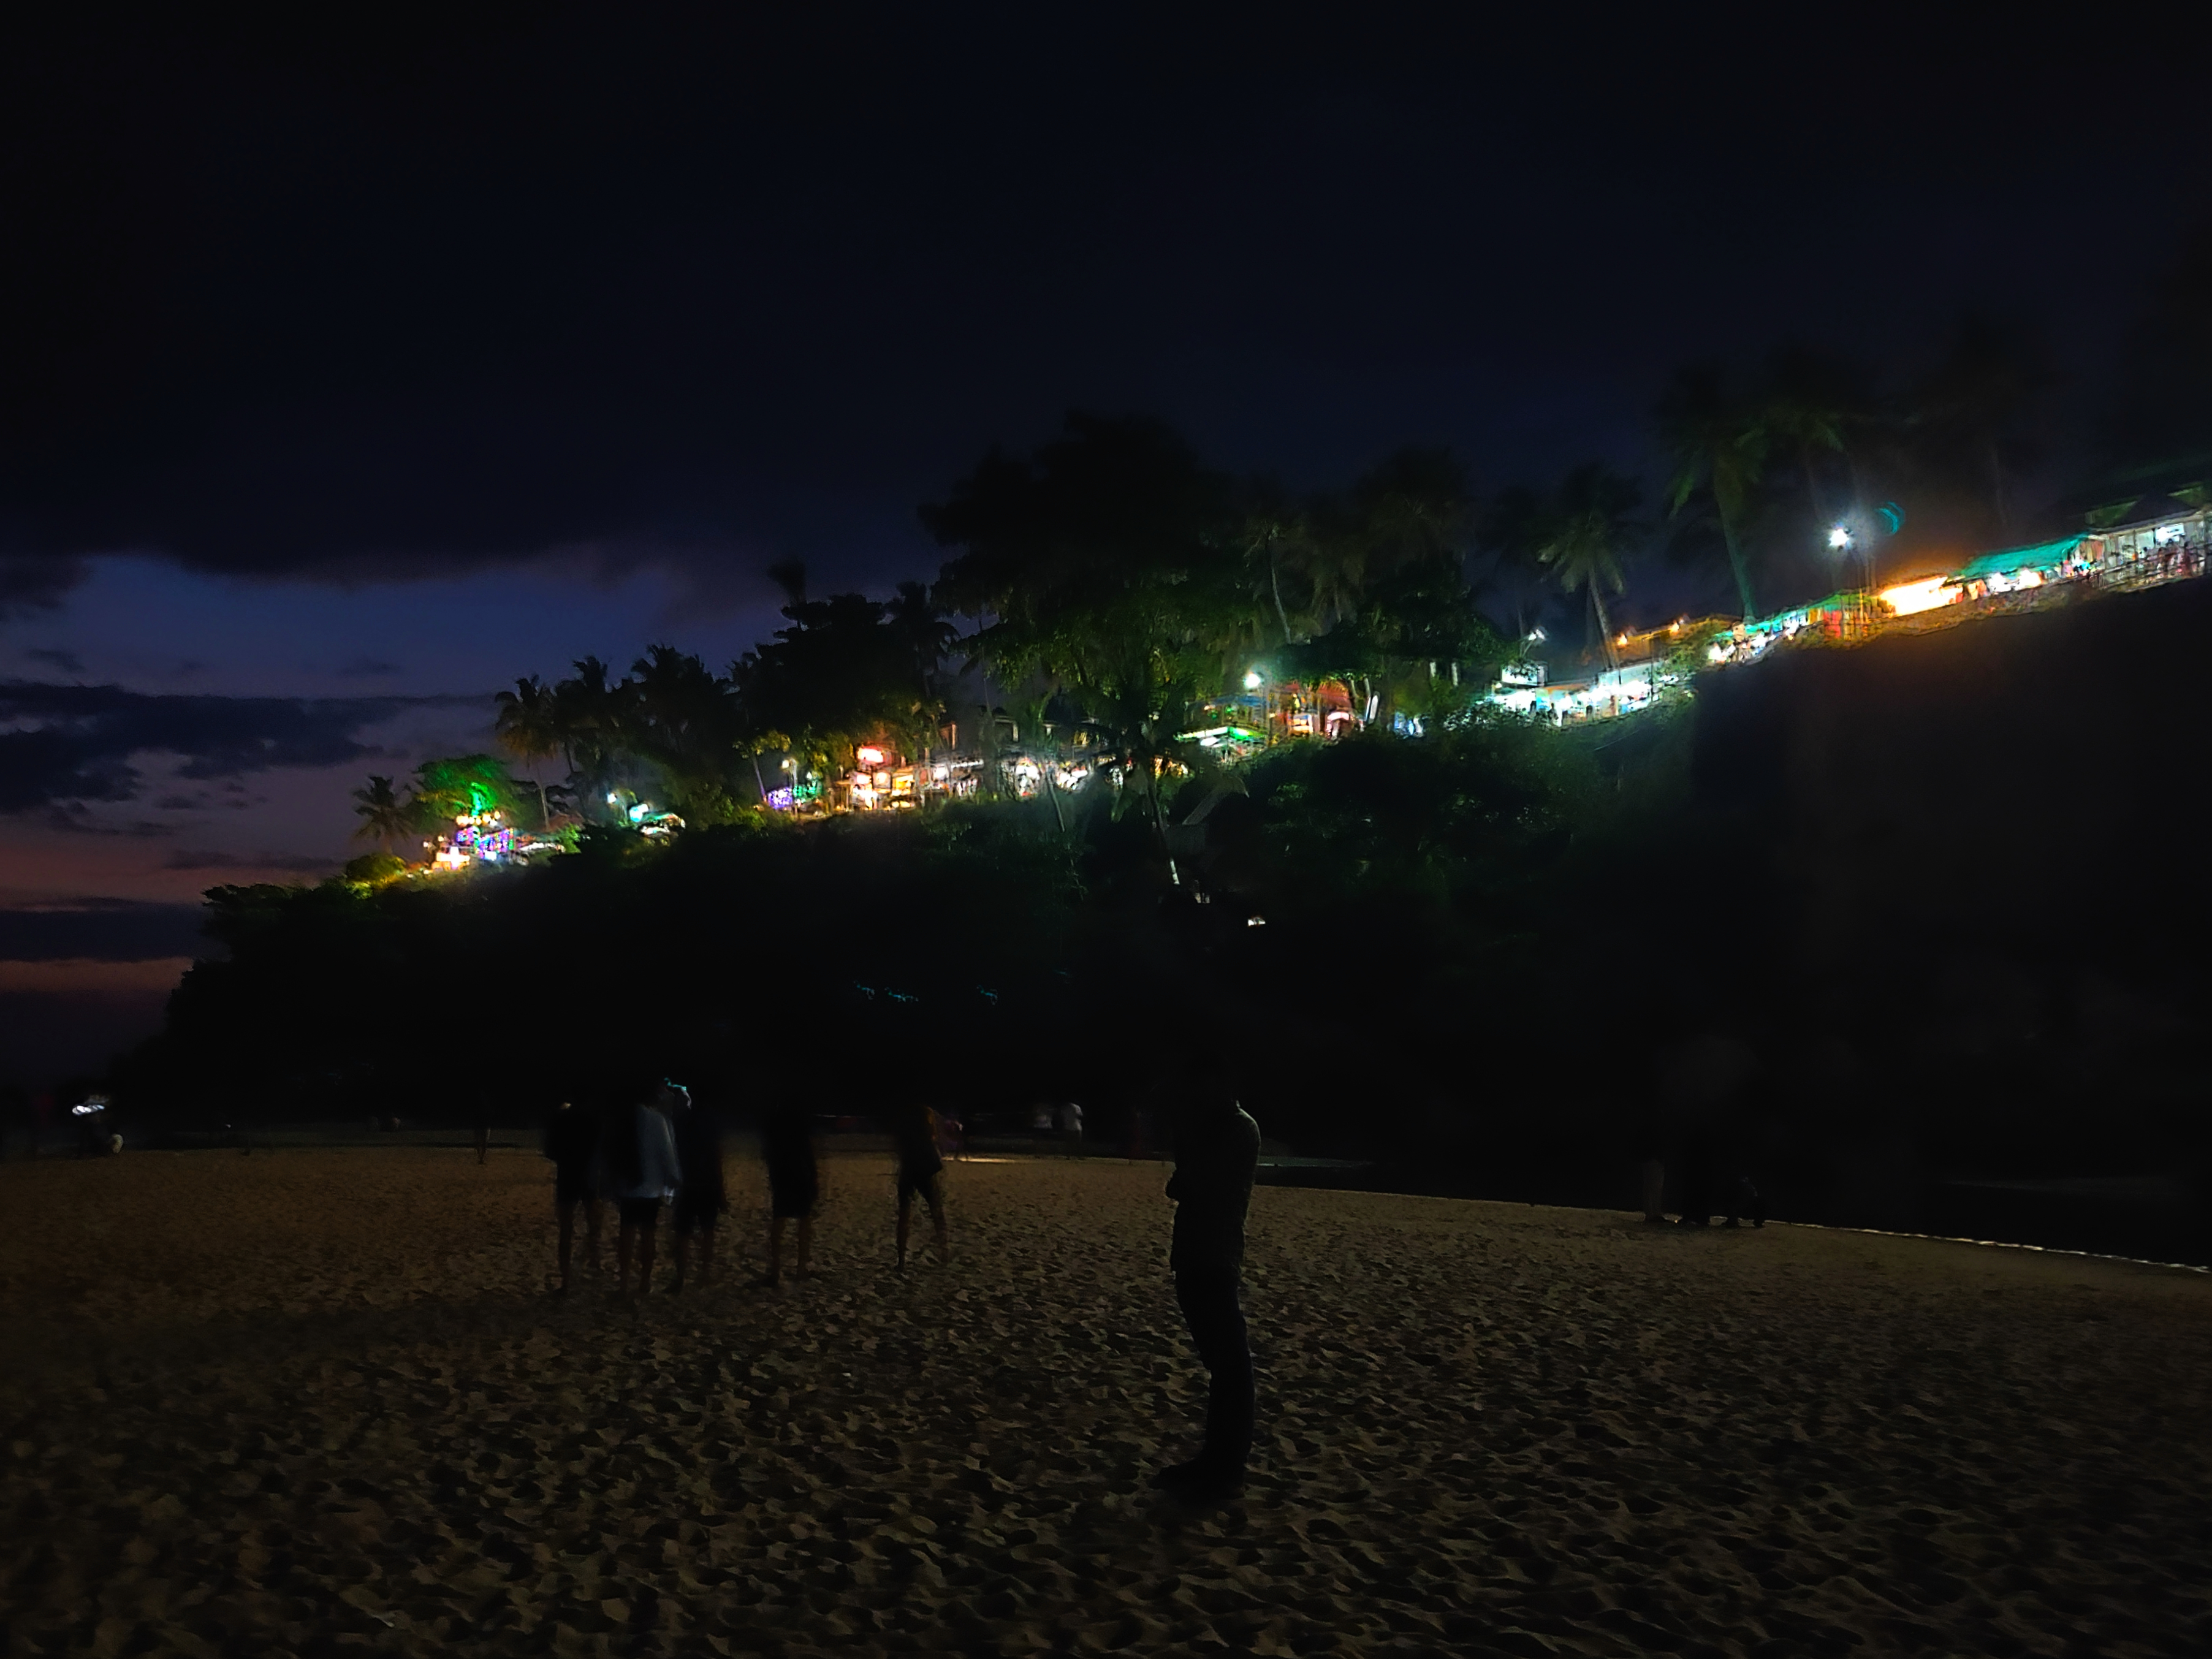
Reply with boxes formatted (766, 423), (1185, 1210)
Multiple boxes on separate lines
(3, 1148), (2208, 1658)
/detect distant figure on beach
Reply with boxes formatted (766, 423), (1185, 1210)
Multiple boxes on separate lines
(543, 1099), (603, 1293)
(1657, 1033), (1762, 1231)
(761, 1101), (818, 1285)
(1640, 1156), (1667, 1224)
(1154, 1057), (1261, 1504)
(1633, 1114), (1667, 1224)
(886, 1099), (949, 1270)
(1720, 1171), (1767, 1229)
(601, 1084), (682, 1299)
(1675, 1130), (1716, 1227)
(668, 1083), (726, 1291)
(473, 1107), (491, 1166)
(1062, 1099), (1084, 1155)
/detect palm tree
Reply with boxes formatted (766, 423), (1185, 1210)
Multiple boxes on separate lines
(884, 579), (957, 753)
(493, 675), (561, 827)
(1535, 465), (1639, 668)
(1760, 347), (1862, 530)
(629, 644), (738, 810)
(552, 656), (626, 816)
(1915, 314), (2054, 539)
(1239, 479), (1318, 647)
(351, 775), (416, 855)
(1660, 366), (1768, 620)
(1479, 484), (1556, 645)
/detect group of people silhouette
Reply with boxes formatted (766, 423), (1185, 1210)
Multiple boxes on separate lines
(536, 1066), (1261, 1502)
(539, 1084), (951, 1298)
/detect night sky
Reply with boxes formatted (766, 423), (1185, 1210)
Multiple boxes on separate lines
(2, 7), (2200, 1082)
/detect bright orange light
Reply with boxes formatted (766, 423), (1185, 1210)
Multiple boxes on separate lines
(1880, 575), (1955, 617)
(856, 746), (886, 765)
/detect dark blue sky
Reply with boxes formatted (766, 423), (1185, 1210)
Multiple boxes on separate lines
(1, 5), (2202, 1082)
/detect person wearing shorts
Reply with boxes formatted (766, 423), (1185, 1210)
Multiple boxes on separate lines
(601, 1085), (682, 1299)
(668, 1083), (726, 1291)
(761, 1101), (818, 1285)
(543, 1099), (602, 1293)
(886, 1099), (948, 1270)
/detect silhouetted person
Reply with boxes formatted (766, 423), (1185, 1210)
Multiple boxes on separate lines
(1657, 1032), (1762, 1231)
(544, 1098), (602, 1293)
(473, 1107), (492, 1166)
(761, 1101), (818, 1285)
(886, 1099), (949, 1270)
(1633, 1112), (1667, 1224)
(669, 1083), (725, 1291)
(1675, 1129), (1716, 1228)
(1720, 1171), (1766, 1229)
(1154, 1067), (1261, 1503)
(601, 1085), (682, 1299)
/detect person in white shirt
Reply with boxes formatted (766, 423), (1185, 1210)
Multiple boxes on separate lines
(599, 1083), (683, 1299)
(1062, 1099), (1084, 1155)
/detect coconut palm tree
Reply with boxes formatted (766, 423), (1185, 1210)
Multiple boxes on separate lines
(1914, 314), (2054, 539)
(1759, 346), (1863, 530)
(552, 656), (628, 816)
(1535, 464), (1640, 668)
(1660, 366), (1768, 620)
(493, 674), (562, 827)
(1239, 478), (1319, 647)
(1479, 484), (1557, 645)
(351, 775), (416, 855)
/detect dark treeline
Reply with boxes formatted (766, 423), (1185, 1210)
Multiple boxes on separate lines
(116, 572), (2212, 1264)
(356, 257), (2212, 846)
(395, 419), (1513, 840)
(127, 718), (1598, 1147)
(105, 241), (2212, 1261)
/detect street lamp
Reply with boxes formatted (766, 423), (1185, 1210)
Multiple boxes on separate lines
(1242, 669), (1263, 691)
(1830, 523), (1878, 636)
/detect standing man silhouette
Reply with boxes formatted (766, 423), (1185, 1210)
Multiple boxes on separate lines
(886, 1098), (949, 1270)
(761, 1101), (818, 1285)
(543, 1098), (602, 1293)
(668, 1082), (726, 1291)
(1154, 1057), (1261, 1503)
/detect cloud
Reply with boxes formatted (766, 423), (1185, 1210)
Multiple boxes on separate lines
(336, 656), (403, 677)
(25, 646), (85, 673)
(42, 803), (177, 837)
(0, 678), (480, 814)
(0, 556), (92, 619)
(0, 898), (208, 962)
(0, 957), (193, 995)
(161, 848), (332, 873)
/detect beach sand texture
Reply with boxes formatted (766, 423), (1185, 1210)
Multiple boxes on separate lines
(4, 1149), (2208, 1658)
